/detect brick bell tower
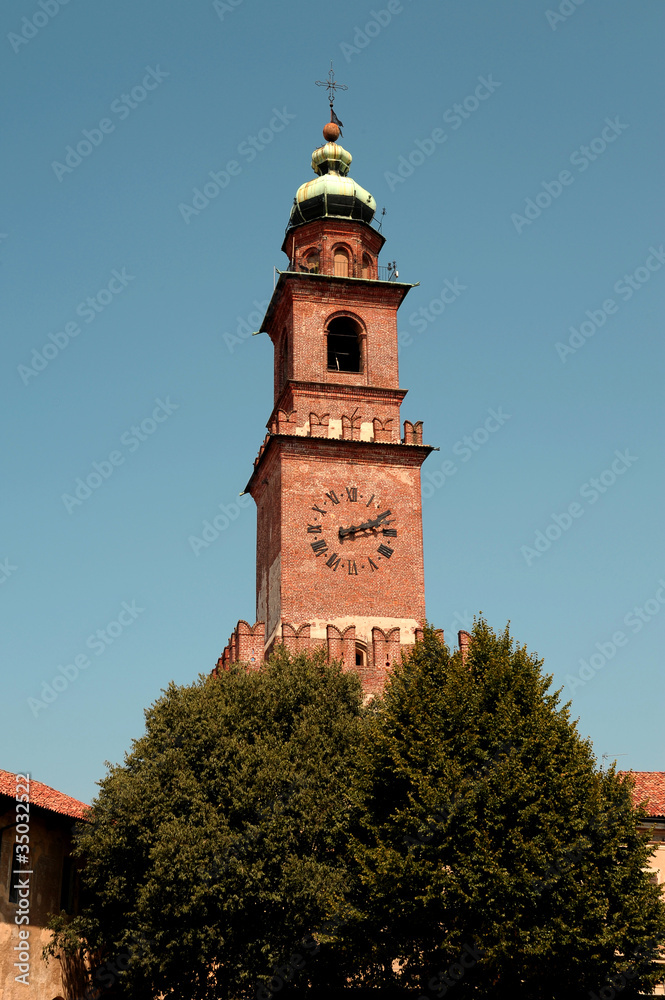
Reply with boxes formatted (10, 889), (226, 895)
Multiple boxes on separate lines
(217, 101), (433, 695)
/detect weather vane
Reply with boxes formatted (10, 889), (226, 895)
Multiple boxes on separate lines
(316, 61), (346, 135)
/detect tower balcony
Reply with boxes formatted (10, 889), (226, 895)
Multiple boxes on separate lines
(284, 257), (400, 282)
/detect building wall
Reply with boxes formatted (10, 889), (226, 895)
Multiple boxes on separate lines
(0, 802), (74, 1000)
(643, 821), (665, 995)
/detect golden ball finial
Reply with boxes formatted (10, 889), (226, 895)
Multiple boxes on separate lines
(323, 121), (340, 142)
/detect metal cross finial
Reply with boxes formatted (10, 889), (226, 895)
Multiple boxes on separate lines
(316, 61), (348, 109)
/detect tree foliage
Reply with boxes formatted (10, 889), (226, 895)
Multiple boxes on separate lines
(345, 620), (665, 998)
(47, 624), (665, 999)
(48, 649), (365, 999)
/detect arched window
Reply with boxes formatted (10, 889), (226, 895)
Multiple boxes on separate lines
(327, 316), (362, 373)
(355, 643), (367, 669)
(362, 253), (373, 279)
(303, 249), (319, 273)
(333, 247), (350, 277)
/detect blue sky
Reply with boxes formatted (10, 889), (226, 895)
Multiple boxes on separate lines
(1, 0), (663, 805)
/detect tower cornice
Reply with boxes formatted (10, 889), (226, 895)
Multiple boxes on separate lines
(258, 271), (418, 339)
(244, 432), (433, 496)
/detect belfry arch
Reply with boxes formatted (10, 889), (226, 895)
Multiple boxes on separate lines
(326, 315), (362, 372)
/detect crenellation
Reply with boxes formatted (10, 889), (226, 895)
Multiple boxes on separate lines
(253, 408), (427, 469)
(341, 412), (364, 440)
(219, 616), (429, 694)
(403, 419), (424, 445)
(373, 417), (393, 443)
(459, 629), (472, 665)
(309, 411), (330, 437)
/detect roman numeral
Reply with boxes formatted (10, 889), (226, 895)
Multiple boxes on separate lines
(311, 505), (327, 516)
(366, 493), (375, 507)
(307, 524), (322, 534)
(377, 544), (394, 559)
(346, 487), (357, 502)
(348, 560), (358, 575)
(326, 552), (341, 571)
(382, 528), (397, 537)
(311, 539), (328, 555)
(326, 490), (340, 505)
(368, 558), (379, 572)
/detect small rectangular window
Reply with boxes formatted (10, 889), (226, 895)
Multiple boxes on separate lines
(8, 845), (20, 903)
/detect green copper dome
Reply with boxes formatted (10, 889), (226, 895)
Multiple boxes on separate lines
(287, 137), (376, 229)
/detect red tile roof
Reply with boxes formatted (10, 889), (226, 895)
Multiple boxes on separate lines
(619, 771), (665, 818)
(0, 769), (89, 820)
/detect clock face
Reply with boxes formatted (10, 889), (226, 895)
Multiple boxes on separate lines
(305, 484), (398, 576)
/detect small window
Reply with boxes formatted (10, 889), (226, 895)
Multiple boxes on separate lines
(8, 845), (20, 903)
(355, 643), (367, 669)
(333, 247), (350, 277)
(303, 249), (319, 273)
(327, 317), (361, 373)
(362, 254), (373, 279)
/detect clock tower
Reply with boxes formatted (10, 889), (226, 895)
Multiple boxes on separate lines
(217, 111), (433, 695)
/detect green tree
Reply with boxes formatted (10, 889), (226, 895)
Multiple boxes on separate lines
(47, 625), (665, 999)
(345, 620), (665, 998)
(46, 649), (365, 999)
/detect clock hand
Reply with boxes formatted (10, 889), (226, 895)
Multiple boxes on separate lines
(338, 510), (392, 540)
(372, 510), (391, 527)
(339, 520), (368, 540)
(357, 510), (391, 533)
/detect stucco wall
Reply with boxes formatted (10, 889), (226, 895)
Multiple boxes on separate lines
(0, 801), (75, 1000)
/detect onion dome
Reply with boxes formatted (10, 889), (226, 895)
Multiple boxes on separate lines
(287, 122), (376, 229)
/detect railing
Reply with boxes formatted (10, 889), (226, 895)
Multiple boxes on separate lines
(284, 214), (386, 238)
(283, 261), (400, 281)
